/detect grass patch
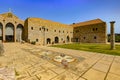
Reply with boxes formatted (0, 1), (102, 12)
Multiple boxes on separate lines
(51, 43), (120, 56)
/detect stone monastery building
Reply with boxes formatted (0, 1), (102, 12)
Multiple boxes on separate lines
(0, 12), (107, 45)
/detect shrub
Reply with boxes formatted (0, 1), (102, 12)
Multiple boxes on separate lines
(31, 41), (36, 45)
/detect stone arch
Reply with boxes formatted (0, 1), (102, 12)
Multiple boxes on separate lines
(55, 36), (59, 43)
(46, 38), (51, 44)
(0, 22), (3, 41)
(16, 24), (24, 42)
(67, 36), (70, 42)
(5, 23), (14, 42)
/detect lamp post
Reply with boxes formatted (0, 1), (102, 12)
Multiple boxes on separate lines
(42, 26), (45, 46)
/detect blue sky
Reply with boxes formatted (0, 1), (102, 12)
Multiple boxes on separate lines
(0, 0), (120, 33)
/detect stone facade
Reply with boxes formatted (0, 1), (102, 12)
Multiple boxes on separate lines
(72, 19), (107, 43)
(0, 12), (24, 42)
(24, 18), (73, 45)
(0, 12), (107, 45)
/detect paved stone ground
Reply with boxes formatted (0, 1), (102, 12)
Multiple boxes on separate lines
(0, 43), (120, 80)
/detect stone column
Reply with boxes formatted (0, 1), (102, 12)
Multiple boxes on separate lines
(110, 21), (115, 50)
(3, 24), (5, 42)
(14, 26), (16, 42)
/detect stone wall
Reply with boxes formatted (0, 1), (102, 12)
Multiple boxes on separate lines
(25, 18), (73, 45)
(73, 22), (107, 43)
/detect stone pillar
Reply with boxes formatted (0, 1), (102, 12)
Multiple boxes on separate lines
(110, 21), (115, 50)
(3, 24), (5, 42)
(14, 26), (16, 42)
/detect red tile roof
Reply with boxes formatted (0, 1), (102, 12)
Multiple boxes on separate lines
(71, 19), (105, 27)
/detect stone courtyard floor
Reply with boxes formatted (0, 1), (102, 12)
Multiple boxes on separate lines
(0, 43), (120, 80)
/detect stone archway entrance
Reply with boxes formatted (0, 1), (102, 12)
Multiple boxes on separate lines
(55, 37), (59, 43)
(46, 38), (51, 44)
(5, 23), (14, 42)
(0, 23), (3, 41)
(16, 24), (24, 42)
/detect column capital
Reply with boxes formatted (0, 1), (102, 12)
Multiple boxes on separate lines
(110, 21), (115, 24)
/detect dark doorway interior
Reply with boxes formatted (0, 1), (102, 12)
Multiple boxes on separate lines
(5, 23), (14, 42)
(0, 36), (2, 41)
(6, 35), (14, 42)
(47, 38), (51, 44)
(55, 37), (59, 43)
(67, 36), (70, 42)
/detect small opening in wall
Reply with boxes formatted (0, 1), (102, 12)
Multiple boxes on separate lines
(54, 30), (56, 32)
(84, 37), (86, 39)
(3, 20), (5, 22)
(31, 27), (33, 30)
(15, 21), (17, 24)
(96, 28), (98, 31)
(36, 39), (39, 42)
(39, 28), (41, 31)
(93, 28), (95, 31)
(94, 36), (97, 39)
